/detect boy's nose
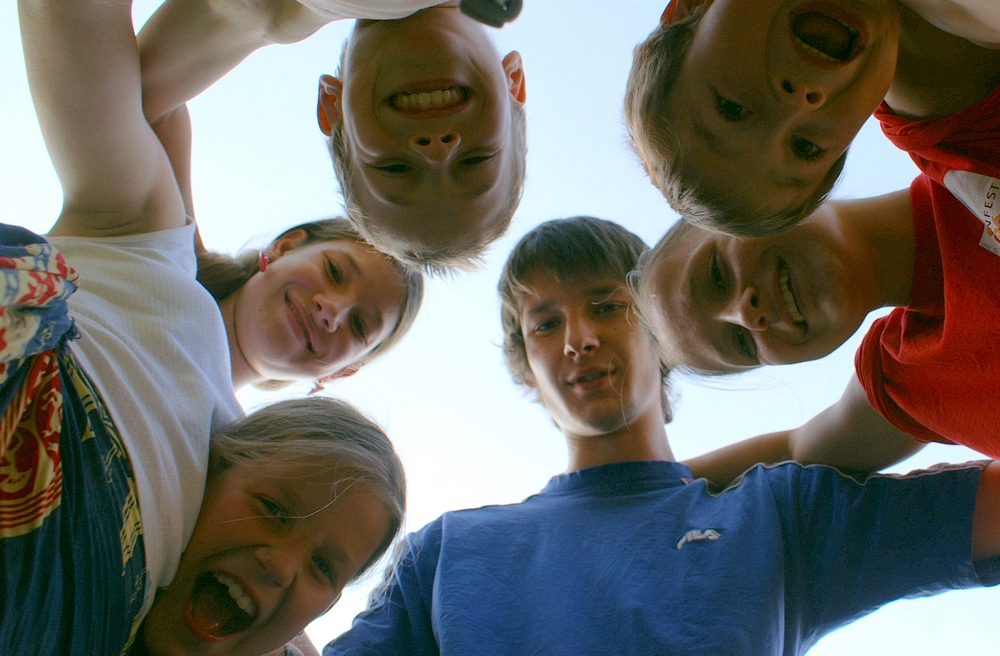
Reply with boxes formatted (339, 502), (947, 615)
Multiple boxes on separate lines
(722, 287), (771, 332)
(778, 78), (827, 109)
(408, 131), (461, 161)
(564, 318), (600, 357)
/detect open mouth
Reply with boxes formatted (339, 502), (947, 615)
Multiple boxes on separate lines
(390, 86), (468, 112)
(575, 371), (608, 385)
(792, 12), (862, 63)
(185, 572), (258, 640)
(777, 261), (807, 327)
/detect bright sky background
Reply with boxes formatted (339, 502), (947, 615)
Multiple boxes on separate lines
(3, 0), (998, 652)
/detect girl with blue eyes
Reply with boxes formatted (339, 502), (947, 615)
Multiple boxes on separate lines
(631, 171), (1000, 485)
(138, 397), (406, 656)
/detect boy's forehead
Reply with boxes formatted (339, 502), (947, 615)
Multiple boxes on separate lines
(516, 271), (628, 312)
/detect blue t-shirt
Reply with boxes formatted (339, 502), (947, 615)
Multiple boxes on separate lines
(326, 460), (1000, 655)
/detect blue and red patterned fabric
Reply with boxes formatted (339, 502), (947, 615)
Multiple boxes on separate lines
(0, 224), (148, 655)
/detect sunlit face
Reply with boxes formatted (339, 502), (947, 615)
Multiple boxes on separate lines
(141, 462), (390, 656)
(319, 7), (526, 251)
(642, 211), (883, 372)
(519, 274), (664, 438)
(233, 232), (407, 382)
(663, 0), (900, 220)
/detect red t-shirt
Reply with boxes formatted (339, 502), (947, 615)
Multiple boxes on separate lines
(854, 175), (1000, 458)
(876, 83), (1000, 258)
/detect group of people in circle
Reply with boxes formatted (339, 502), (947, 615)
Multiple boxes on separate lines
(3, 0), (999, 654)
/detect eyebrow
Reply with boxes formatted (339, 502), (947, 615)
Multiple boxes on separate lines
(691, 114), (729, 157)
(776, 175), (812, 189)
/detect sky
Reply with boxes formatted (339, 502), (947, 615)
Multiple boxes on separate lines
(2, 0), (998, 652)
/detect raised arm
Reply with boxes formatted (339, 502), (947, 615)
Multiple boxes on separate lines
(19, 0), (185, 238)
(137, 0), (330, 124)
(686, 375), (925, 488)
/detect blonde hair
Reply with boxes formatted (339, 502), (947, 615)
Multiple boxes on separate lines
(197, 217), (424, 386)
(624, 12), (848, 237)
(208, 396), (406, 580)
(327, 45), (528, 275)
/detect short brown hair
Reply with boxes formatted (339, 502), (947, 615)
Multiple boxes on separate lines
(624, 12), (847, 237)
(498, 216), (672, 421)
(197, 217), (424, 373)
(327, 47), (527, 275)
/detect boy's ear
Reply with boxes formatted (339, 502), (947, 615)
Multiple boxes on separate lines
(502, 51), (526, 105)
(317, 75), (345, 136)
(661, 0), (708, 25)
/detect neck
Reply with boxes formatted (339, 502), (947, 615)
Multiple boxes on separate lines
(218, 290), (260, 391)
(563, 406), (674, 473)
(833, 187), (915, 309)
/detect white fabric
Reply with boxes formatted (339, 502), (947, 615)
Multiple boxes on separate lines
(295, 0), (446, 21)
(903, 0), (1000, 48)
(49, 224), (242, 609)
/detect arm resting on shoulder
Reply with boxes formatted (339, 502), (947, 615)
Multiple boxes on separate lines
(19, 0), (185, 238)
(138, 0), (330, 124)
(686, 375), (925, 488)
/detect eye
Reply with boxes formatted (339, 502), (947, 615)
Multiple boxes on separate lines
(460, 154), (495, 167)
(714, 93), (751, 122)
(375, 162), (412, 174)
(733, 327), (758, 363)
(351, 313), (369, 344)
(791, 137), (825, 161)
(709, 253), (725, 291)
(531, 317), (560, 334)
(592, 301), (624, 316)
(326, 259), (343, 285)
(257, 497), (290, 526)
(312, 555), (336, 585)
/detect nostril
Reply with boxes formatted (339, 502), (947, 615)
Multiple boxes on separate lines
(440, 133), (455, 144)
(781, 80), (794, 93)
(750, 294), (759, 309)
(805, 91), (821, 104)
(416, 137), (431, 146)
(758, 316), (767, 328)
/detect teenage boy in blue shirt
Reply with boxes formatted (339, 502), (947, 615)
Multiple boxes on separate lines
(325, 216), (1000, 655)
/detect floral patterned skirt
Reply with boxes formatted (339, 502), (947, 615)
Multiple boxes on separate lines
(0, 224), (147, 655)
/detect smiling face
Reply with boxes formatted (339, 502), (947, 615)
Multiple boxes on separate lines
(231, 232), (407, 383)
(519, 274), (664, 439)
(141, 462), (390, 656)
(662, 0), (900, 222)
(642, 210), (883, 372)
(318, 7), (526, 252)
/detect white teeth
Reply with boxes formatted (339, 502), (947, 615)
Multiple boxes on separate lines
(778, 265), (806, 326)
(214, 572), (258, 618)
(392, 87), (465, 111)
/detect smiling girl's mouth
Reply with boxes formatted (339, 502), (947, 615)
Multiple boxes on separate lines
(778, 260), (807, 327)
(184, 572), (258, 640)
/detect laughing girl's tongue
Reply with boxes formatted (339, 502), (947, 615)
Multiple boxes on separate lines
(188, 573), (253, 638)
(793, 12), (857, 61)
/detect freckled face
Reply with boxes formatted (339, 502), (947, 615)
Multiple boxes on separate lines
(663, 0), (900, 222)
(335, 8), (523, 251)
(140, 463), (390, 656)
(234, 237), (406, 382)
(519, 275), (663, 438)
(643, 213), (881, 372)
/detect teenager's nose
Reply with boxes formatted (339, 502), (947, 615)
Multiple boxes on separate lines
(314, 292), (350, 333)
(777, 77), (827, 109)
(721, 287), (770, 332)
(564, 317), (600, 357)
(408, 131), (461, 162)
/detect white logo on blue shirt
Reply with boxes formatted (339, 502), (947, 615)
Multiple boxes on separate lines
(676, 529), (721, 550)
